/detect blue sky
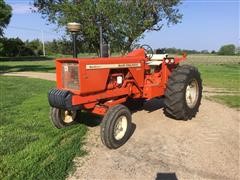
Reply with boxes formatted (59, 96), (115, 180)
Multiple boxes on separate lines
(4, 0), (240, 51)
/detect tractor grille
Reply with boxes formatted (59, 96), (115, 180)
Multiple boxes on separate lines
(62, 63), (79, 90)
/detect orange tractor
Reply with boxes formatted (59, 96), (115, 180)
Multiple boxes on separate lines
(48, 43), (202, 149)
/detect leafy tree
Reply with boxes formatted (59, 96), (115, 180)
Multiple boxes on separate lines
(218, 44), (236, 55)
(25, 39), (43, 56)
(201, 50), (209, 54)
(236, 46), (240, 55)
(33, 0), (182, 52)
(0, 0), (12, 37)
(1, 38), (21, 56)
(45, 39), (73, 55)
(156, 47), (201, 55)
(0, 38), (35, 57)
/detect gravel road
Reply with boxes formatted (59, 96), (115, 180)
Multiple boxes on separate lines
(68, 98), (239, 180)
(3, 72), (239, 180)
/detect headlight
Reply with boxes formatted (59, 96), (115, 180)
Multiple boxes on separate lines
(62, 63), (80, 90)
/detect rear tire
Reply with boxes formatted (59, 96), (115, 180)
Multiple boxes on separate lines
(164, 65), (202, 120)
(50, 107), (80, 128)
(100, 104), (132, 149)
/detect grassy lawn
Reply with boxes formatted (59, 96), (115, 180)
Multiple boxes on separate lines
(209, 95), (240, 108)
(197, 64), (240, 90)
(195, 63), (239, 108)
(186, 54), (240, 65)
(0, 76), (87, 180)
(181, 55), (240, 108)
(0, 60), (55, 73)
(0, 53), (99, 74)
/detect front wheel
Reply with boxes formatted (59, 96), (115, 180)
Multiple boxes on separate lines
(100, 104), (132, 149)
(164, 65), (202, 120)
(50, 107), (80, 128)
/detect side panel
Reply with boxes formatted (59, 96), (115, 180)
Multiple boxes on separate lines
(143, 62), (172, 99)
(79, 64), (110, 95)
(129, 63), (145, 87)
(79, 56), (146, 95)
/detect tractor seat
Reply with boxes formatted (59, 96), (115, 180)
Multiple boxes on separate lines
(148, 54), (168, 61)
(146, 54), (168, 66)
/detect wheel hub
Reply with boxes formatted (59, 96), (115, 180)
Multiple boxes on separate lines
(61, 110), (76, 123)
(185, 79), (199, 108)
(114, 115), (128, 140)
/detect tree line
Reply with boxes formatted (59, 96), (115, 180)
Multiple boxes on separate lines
(157, 44), (239, 55)
(0, 37), (238, 57)
(0, 38), (71, 57)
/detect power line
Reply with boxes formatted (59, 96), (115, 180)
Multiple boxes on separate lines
(7, 25), (63, 57)
(8, 25), (62, 36)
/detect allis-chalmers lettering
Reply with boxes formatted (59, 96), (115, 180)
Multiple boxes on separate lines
(86, 63), (141, 70)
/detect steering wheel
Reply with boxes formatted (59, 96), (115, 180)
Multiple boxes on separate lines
(140, 44), (154, 59)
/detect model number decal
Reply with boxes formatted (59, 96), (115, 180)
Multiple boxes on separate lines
(86, 63), (141, 70)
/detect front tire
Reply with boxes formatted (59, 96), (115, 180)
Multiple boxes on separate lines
(50, 107), (80, 128)
(100, 104), (132, 149)
(164, 65), (202, 120)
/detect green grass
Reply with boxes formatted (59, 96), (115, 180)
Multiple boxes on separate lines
(208, 95), (240, 108)
(186, 54), (240, 65)
(194, 64), (240, 108)
(0, 60), (55, 73)
(0, 76), (87, 180)
(196, 63), (240, 108)
(196, 64), (240, 90)
(0, 53), (99, 73)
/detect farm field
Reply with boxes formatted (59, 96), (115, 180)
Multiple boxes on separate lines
(185, 54), (240, 65)
(199, 64), (239, 108)
(185, 55), (240, 108)
(0, 76), (87, 179)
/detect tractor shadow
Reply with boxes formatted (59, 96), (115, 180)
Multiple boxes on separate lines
(79, 110), (136, 140)
(129, 98), (165, 114)
(79, 112), (102, 127)
(143, 98), (165, 113)
(78, 98), (164, 141)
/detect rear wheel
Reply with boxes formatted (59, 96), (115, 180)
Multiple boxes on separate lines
(100, 104), (132, 149)
(50, 107), (80, 128)
(164, 65), (202, 120)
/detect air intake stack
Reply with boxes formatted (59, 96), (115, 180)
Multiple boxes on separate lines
(67, 22), (80, 58)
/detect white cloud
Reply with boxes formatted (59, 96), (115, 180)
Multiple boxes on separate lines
(11, 4), (36, 14)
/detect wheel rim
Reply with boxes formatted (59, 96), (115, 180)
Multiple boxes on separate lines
(114, 115), (128, 140)
(185, 79), (199, 108)
(60, 110), (76, 123)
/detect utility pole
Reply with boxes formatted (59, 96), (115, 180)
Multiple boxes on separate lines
(41, 30), (46, 56)
(99, 23), (103, 57)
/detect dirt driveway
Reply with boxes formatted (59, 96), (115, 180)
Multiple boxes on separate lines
(3, 72), (239, 180)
